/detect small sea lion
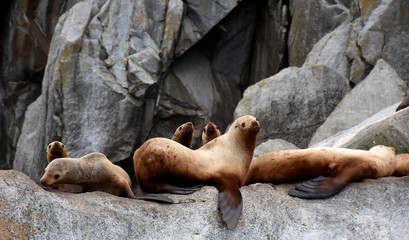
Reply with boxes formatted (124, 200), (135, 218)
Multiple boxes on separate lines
(40, 153), (173, 203)
(133, 115), (260, 229)
(393, 153), (409, 177)
(202, 122), (221, 145)
(245, 145), (396, 199)
(171, 122), (194, 148)
(46, 141), (69, 163)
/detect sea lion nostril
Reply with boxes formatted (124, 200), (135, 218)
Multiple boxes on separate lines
(252, 120), (258, 126)
(188, 122), (192, 125)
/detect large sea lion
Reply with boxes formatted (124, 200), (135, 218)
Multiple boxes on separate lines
(201, 122), (221, 145)
(393, 153), (409, 177)
(245, 145), (396, 199)
(171, 122), (194, 148)
(133, 115), (260, 229)
(40, 153), (173, 203)
(46, 141), (69, 163)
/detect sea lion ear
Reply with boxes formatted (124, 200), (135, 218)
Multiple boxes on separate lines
(217, 185), (243, 229)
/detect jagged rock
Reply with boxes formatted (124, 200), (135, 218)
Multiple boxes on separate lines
(234, 65), (350, 148)
(309, 59), (407, 146)
(358, 0), (409, 82)
(287, 0), (352, 67)
(312, 106), (409, 154)
(253, 139), (299, 160)
(1, 170), (408, 239)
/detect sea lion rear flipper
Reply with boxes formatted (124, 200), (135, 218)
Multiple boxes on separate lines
(288, 176), (346, 199)
(217, 186), (243, 230)
(133, 194), (174, 204)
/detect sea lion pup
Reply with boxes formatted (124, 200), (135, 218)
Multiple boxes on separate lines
(202, 122), (221, 145)
(133, 115), (260, 229)
(40, 153), (173, 203)
(245, 145), (396, 199)
(171, 122), (194, 148)
(46, 141), (69, 163)
(393, 153), (409, 177)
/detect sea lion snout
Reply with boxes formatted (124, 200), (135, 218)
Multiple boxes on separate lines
(187, 122), (192, 126)
(252, 120), (258, 126)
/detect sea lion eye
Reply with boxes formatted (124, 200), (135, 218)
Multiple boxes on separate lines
(179, 126), (182, 130)
(242, 123), (245, 127)
(48, 145), (52, 149)
(54, 174), (60, 179)
(202, 128), (206, 132)
(61, 144), (65, 148)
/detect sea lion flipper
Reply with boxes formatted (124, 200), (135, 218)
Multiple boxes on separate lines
(217, 186), (243, 230)
(133, 194), (174, 204)
(288, 176), (346, 199)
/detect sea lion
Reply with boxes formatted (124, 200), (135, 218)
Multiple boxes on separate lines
(393, 153), (409, 177)
(40, 152), (173, 203)
(202, 122), (221, 145)
(171, 122), (194, 148)
(396, 91), (409, 111)
(46, 141), (69, 163)
(245, 145), (396, 199)
(133, 115), (260, 229)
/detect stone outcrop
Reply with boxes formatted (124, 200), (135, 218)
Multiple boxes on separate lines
(234, 65), (350, 148)
(309, 59), (407, 146)
(1, 170), (408, 239)
(253, 139), (299, 160)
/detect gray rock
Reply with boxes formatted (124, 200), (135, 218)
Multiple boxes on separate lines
(234, 65), (350, 148)
(312, 106), (409, 154)
(309, 59), (407, 146)
(288, 0), (351, 67)
(1, 170), (408, 239)
(358, 0), (409, 82)
(253, 139), (299, 160)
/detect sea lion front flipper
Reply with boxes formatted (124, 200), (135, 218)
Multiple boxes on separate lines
(133, 194), (174, 204)
(288, 176), (346, 199)
(217, 185), (243, 230)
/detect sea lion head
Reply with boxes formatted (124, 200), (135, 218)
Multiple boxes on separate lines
(47, 141), (68, 163)
(172, 122), (194, 148)
(202, 122), (221, 145)
(228, 115), (260, 151)
(40, 159), (67, 186)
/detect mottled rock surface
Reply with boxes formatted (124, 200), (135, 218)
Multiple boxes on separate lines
(253, 139), (299, 160)
(1, 170), (408, 239)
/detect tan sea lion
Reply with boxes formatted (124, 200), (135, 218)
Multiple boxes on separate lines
(46, 141), (69, 163)
(171, 122), (194, 148)
(245, 145), (396, 199)
(393, 153), (409, 176)
(202, 122), (221, 145)
(40, 152), (173, 203)
(133, 115), (260, 229)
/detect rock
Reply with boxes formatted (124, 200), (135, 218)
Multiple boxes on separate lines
(1, 170), (408, 238)
(312, 106), (409, 154)
(288, 0), (351, 67)
(253, 139), (299, 160)
(303, 22), (351, 79)
(309, 59), (407, 146)
(358, 0), (409, 82)
(234, 65), (350, 148)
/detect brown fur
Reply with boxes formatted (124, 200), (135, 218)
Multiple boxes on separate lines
(393, 153), (409, 176)
(46, 141), (69, 163)
(396, 93), (409, 111)
(245, 145), (396, 199)
(133, 115), (260, 229)
(171, 122), (194, 148)
(202, 122), (221, 145)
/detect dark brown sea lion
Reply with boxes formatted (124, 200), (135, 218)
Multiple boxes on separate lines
(245, 145), (396, 199)
(171, 122), (194, 148)
(46, 141), (69, 163)
(133, 115), (260, 229)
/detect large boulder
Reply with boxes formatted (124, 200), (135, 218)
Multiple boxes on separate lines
(312, 106), (409, 154)
(1, 170), (408, 239)
(309, 59), (407, 146)
(253, 139), (299, 160)
(234, 65), (350, 148)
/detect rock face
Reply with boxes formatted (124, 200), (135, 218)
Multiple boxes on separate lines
(253, 139), (299, 160)
(234, 65), (350, 148)
(309, 59), (407, 146)
(1, 170), (408, 239)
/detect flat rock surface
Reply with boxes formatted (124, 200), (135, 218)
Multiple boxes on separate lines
(1, 170), (408, 239)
